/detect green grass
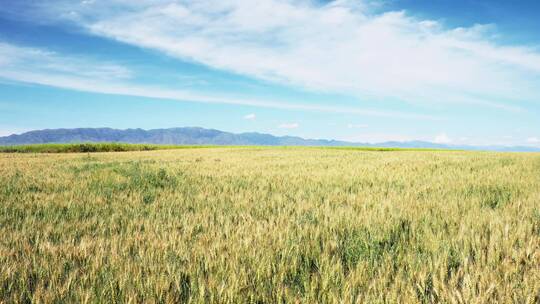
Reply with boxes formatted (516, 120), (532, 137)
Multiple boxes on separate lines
(0, 143), (215, 153)
(0, 142), (458, 154)
(0, 147), (539, 303)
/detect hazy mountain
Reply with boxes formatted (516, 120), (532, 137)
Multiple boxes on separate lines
(0, 127), (538, 152)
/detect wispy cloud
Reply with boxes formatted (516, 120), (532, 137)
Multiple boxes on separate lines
(243, 113), (256, 120)
(0, 42), (438, 120)
(434, 133), (452, 144)
(527, 137), (540, 144)
(0, 42), (132, 80)
(25, 0), (540, 110)
(279, 123), (299, 129)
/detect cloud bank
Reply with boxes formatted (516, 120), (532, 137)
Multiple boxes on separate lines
(26, 0), (540, 110)
(0, 42), (435, 119)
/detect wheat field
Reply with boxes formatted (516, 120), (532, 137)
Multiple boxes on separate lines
(1, 147), (539, 303)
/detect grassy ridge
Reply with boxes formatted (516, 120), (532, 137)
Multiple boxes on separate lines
(0, 142), (458, 153)
(1, 148), (539, 302)
(0, 143), (215, 153)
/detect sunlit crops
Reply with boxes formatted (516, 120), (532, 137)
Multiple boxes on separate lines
(1, 147), (539, 303)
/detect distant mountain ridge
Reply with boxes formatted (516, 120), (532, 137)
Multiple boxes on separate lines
(0, 127), (538, 152)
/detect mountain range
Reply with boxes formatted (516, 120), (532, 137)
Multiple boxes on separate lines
(0, 127), (538, 152)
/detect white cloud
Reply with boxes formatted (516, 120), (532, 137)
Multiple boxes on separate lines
(279, 123), (299, 129)
(28, 0), (540, 110)
(0, 42), (132, 80)
(434, 133), (452, 144)
(243, 113), (256, 120)
(527, 137), (540, 144)
(0, 42), (437, 120)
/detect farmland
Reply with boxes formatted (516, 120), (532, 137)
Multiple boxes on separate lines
(1, 147), (539, 303)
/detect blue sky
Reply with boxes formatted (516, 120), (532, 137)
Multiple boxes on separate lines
(0, 0), (539, 146)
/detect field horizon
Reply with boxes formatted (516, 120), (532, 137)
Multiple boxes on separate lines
(0, 143), (463, 154)
(2, 127), (538, 152)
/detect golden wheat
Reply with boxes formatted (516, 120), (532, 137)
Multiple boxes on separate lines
(1, 147), (539, 303)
